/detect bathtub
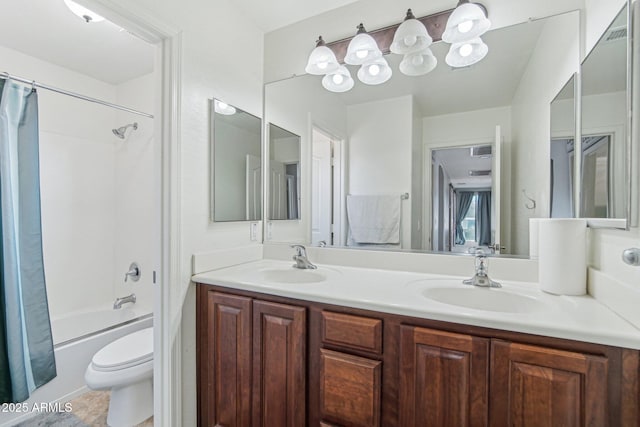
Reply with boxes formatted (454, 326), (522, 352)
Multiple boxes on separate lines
(0, 307), (152, 427)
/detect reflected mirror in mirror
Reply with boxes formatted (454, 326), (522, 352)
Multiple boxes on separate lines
(269, 123), (301, 220)
(580, 4), (628, 221)
(264, 10), (580, 256)
(550, 75), (576, 218)
(210, 99), (262, 222)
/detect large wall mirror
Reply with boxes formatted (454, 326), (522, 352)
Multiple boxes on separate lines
(264, 10), (582, 256)
(210, 99), (262, 222)
(580, 3), (629, 222)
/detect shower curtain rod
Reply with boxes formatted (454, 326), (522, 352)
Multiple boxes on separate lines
(0, 71), (154, 119)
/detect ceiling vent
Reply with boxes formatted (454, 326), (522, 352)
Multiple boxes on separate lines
(470, 145), (492, 157)
(604, 26), (627, 43)
(469, 169), (491, 176)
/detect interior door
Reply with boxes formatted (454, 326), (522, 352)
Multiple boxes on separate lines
(491, 125), (502, 254)
(312, 132), (332, 245)
(246, 154), (261, 221)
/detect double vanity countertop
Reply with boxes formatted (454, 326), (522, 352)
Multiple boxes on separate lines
(192, 259), (640, 350)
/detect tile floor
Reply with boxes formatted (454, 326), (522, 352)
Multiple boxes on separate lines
(16, 390), (153, 427)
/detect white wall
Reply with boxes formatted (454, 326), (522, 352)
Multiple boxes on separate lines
(347, 96), (413, 248)
(411, 98), (423, 249)
(583, 0), (627, 55)
(510, 11), (580, 255)
(423, 106), (513, 252)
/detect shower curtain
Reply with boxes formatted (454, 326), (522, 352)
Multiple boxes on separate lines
(0, 79), (56, 403)
(454, 191), (474, 245)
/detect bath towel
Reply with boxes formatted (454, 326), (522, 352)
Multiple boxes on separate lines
(347, 195), (401, 245)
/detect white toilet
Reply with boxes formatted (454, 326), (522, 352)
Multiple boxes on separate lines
(85, 327), (154, 426)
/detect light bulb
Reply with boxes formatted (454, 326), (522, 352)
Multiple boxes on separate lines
(317, 62), (328, 70)
(332, 74), (344, 84)
(218, 101), (228, 109)
(356, 49), (369, 59)
(458, 20), (474, 34)
(411, 55), (424, 66)
(403, 35), (417, 47)
(369, 64), (380, 76)
(459, 43), (473, 57)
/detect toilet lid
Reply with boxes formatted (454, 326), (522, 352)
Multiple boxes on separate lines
(92, 327), (153, 371)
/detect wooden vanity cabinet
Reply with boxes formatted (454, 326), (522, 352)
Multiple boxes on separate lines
(197, 287), (306, 427)
(196, 284), (640, 427)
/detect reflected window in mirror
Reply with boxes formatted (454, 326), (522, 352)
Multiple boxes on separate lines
(268, 123), (301, 220)
(580, 3), (628, 221)
(550, 75), (576, 218)
(210, 99), (262, 222)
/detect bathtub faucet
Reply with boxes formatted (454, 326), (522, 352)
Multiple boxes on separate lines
(113, 293), (136, 309)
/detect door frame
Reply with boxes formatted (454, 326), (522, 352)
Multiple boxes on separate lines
(423, 137), (496, 252)
(77, 1), (181, 425)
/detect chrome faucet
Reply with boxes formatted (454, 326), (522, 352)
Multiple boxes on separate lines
(113, 293), (136, 309)
(291, 245), (317, 269)
(463, 249), (501, 288)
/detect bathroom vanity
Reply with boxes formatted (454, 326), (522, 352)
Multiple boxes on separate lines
(193, 261), (640, 427)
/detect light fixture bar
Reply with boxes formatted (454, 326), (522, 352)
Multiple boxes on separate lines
(325, 9), (456, 64)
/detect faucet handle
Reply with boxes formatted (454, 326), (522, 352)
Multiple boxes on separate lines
(290, 244), (307, 257)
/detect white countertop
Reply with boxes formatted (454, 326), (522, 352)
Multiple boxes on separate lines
(192, 259), (640, 350)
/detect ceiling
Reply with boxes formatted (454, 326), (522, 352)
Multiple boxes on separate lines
(0, 0), (154, 84)
(235, 0), (360, 33)
(434, 146), (493, 189)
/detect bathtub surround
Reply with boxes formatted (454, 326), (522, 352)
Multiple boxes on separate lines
(0, 80), (56, 403)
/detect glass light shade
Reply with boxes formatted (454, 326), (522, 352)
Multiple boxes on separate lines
(357, 57), (392, 85)
(445, 38), (488, 67)
(322, 66), (355, 92)
(390, 19), (433, 55)
(345, 32), (382, 65)
(399, 48), (438, 76)
(305, 45), (339, 75)
(214, 100), (236, 115)
(64, 0), (105, 23)
(442, 2), (491, 43)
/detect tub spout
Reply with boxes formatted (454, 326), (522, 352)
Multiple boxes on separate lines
(113, 293), (136, 309)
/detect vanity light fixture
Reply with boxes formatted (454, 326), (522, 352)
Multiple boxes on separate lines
(322, 65), (355, 92)
(305, 36), (340, 75)
(445, 38), (488, 67)
(390, 9), (433, 55)
(214, 100), (236, 115)
(357, 57), (392, 85)
(442, 0), (491, 44)
(63, 0), (105, 23)
(344, 24), (383, 65)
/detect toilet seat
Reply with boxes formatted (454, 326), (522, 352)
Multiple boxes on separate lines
(91, 327), (153, 372)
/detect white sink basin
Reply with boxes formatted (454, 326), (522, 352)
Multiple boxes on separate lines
(422, 286), (545, 313)
(257, 268), (328, 284)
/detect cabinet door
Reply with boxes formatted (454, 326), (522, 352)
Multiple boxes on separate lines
(399, 325), (490, 427)
(252, 300), (306, 427)
(490, 340), (608, 427)
(200, 291), (252, 427)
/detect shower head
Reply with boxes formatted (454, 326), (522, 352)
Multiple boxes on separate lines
(112, 122), (138, 139)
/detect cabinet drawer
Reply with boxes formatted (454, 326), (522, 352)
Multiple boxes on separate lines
(321, 311), (382, 354)
(320, 349), (381, 427)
